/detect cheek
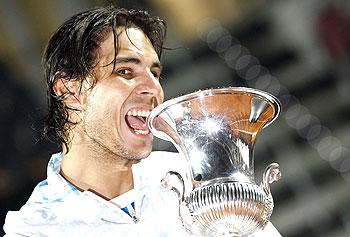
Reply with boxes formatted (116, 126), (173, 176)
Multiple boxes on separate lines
(83, 98), (118, 144)
(84, 81), (132, 128)
(84, 90), (117, 125)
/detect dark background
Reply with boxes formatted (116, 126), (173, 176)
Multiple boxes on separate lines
(1, 0), (350, 236)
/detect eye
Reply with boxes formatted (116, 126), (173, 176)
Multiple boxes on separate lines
(151, 69), (161, 79)
(117, 68), (132, 75)
(115, 68), (133, 79)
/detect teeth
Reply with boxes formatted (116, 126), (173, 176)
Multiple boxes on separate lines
(127, 109), (151, 118)
(126, 108), (152, 135)
(141, 110), (147, 117)
(134, 129), (149, 135)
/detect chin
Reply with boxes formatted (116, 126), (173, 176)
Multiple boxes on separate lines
(126, 147), (152, 160)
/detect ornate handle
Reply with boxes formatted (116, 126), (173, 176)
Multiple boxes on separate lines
(161, 171), (185, 202)
(260, 163), (282, 224)
(262, 163), (282, 193)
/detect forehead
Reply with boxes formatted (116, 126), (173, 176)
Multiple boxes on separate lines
(98, 27), (159, 63)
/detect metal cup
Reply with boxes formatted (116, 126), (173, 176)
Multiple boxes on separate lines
(148, 87), (282, 236)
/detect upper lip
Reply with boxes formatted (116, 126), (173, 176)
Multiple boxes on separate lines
(125, 104), (154, 118)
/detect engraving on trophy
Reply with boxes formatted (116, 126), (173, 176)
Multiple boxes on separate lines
(148, 87), (282, 237)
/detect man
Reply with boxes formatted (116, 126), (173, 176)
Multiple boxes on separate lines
(4, 6), (281, 237)
(4, 6), (189, 236)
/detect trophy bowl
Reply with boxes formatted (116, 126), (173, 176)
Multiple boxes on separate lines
(148, 87), (282, 237)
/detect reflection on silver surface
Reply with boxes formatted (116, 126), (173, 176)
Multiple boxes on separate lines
(249, 97), (269, 123)
(148, 87), (282, 236)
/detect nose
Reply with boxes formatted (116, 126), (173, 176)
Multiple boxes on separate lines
(135, 72), (163, 100)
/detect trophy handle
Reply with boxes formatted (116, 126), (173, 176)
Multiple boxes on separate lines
(259, 163), (282, 224)
(262, 163), (282, 193)
(161, 171), (185, 202)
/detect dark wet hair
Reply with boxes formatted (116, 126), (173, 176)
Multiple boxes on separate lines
(42, 6), (167, 152)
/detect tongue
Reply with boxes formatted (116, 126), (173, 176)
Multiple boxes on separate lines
(125, 115), (148, 130)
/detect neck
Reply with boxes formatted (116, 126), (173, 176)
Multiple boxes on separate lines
(60, 141), (138, 200)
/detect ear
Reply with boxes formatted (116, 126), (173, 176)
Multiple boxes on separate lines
(53, 78), (84, 109)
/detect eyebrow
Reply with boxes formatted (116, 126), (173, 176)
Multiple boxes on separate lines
(114, 57), (162, 70)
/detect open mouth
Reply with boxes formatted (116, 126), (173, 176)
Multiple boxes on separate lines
(125, 108), (151, 135)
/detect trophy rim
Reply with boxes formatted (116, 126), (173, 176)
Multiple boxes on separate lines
(148, 87), (281, 138)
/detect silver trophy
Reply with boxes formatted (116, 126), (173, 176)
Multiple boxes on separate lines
(148, 87), (282, 237)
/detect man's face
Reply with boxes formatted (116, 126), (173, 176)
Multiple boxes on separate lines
(80, 27), (164, 160)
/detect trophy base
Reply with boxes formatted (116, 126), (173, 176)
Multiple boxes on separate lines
(181, 181), (272, 237)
